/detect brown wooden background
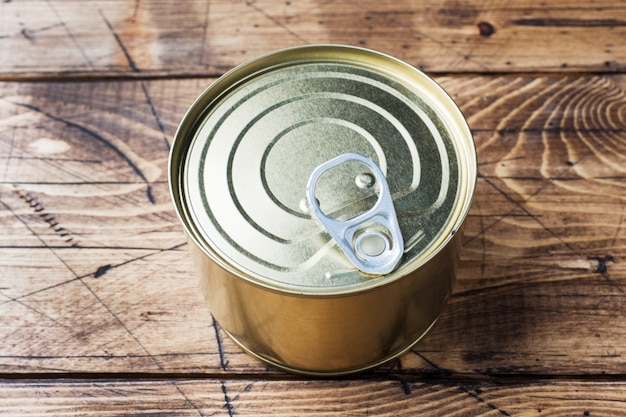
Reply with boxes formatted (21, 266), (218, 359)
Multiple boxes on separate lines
(1, 1), (626, 415)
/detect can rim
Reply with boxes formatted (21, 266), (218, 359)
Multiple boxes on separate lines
(169, 44), (477, 296)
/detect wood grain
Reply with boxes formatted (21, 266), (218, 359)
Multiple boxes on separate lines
(1, 74), (624, 379)
(2, 0), (626, 410)
(1, 0), (625, 78)
(1, 378), (626, 416)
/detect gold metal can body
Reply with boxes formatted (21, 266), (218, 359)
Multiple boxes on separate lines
(190, 234), (458, 374)
(170, 45), (476, 375)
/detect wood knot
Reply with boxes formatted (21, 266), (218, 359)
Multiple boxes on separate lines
(14, 186), (77, 246)
(478, 21), (495, 37)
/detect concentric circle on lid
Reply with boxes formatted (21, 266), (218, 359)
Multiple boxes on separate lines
(171, 45), (476, 294)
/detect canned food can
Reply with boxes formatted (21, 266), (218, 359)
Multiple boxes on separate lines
(169, 45), (476, 375)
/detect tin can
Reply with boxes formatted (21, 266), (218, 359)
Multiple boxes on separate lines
(169, 45), (476, 375)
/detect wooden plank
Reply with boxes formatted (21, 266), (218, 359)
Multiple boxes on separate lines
(0, 74), (625, 377)
(1, 378), (626, 416)
(1, 0), (625, 78)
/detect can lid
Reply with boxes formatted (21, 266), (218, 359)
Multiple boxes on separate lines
(171, 45), (476, 295)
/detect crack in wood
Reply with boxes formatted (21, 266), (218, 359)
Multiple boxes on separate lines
(458, 385), (512, 416)
(212, 317), (229, 372)
(0, 290), (72, 331)
(0, 242), (185, 314)
(171, 381), (206, 417)
(45, 0), (94, 69)
(4, 99), (156, 204)
(512, 18), (626, 27)
(199, 0), (210, 66)
(14, 186), (78, 246)
(140, 82), (170, 149)
(392, 357), (413, 395)
(245, 0), (308, 44)
(221, 380), (235, 417)
(99, 10), (140, 72)
(0, 195), (80, 280)
(89, 242), (185, 279)
(468, 172), (584, 258)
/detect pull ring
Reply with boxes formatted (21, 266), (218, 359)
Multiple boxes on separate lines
(306, 153), (404, 275)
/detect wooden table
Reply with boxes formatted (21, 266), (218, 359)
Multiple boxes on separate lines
(1, 1), (625, 415)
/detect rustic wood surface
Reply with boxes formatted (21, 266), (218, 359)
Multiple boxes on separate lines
(2, 0), (626, 78)
(1, 1), (626, 416)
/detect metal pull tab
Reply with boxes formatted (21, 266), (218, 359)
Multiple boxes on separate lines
(306, 153), (404, 276)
